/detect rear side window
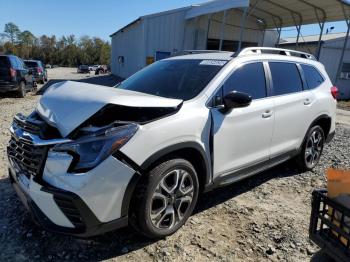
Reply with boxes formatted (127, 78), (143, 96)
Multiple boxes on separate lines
(224, 62), (266, 99)
(269, 62), (303, 96)
(301, 64), (324, 89)
(0, 57), (10, 68)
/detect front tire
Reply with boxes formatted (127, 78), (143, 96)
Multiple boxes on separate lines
(130, 158), (199, 238)
(296, 125), (325, 172)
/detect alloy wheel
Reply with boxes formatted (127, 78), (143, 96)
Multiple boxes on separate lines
(305, 129), (323, 169)
(150, 169), (194, 230)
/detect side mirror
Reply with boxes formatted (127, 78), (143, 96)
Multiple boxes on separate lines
(223, 91), (252, 110)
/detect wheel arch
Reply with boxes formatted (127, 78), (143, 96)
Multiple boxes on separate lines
(310, 114), (332, 139)
(117, 142), (212, 217)
(299, 114), (332, 152)
(140, 142), (211, 191)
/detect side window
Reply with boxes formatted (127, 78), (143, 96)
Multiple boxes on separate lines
(10, 57), (18, 68)
(269, 62), (303, 96)
(224, 62), (266, 99)
(301, 64), (324, 89)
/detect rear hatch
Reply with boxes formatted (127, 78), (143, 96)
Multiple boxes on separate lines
(0, 56), (11, 82)
(24, 61), (39, 76)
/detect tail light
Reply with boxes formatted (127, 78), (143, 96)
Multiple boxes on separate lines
(9, 68), (16, 78)
(331, 86), (339, 99)
(36, 67), (43, 74)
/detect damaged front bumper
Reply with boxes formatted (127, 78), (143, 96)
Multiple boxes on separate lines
(8, 151), (138, 238)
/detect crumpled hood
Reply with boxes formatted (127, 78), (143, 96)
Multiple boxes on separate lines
(36, 81), (183, 137)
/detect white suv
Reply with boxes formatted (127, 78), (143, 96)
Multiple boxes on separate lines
(8, 48), (337, 238)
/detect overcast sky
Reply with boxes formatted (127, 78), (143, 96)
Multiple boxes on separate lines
(0, 0), (348, 41)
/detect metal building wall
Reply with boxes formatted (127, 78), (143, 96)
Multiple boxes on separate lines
(320, 38), (350, 99)
(111, 8), (277, 79)
(111, 20), (145, 78)
(144, 9), (189, 58)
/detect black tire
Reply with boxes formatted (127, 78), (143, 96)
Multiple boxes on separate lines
(17, 81), (26, 98)
(40, 77), (45, 84)
(295, 125), (325, 172)
(130, 158), (199, 239)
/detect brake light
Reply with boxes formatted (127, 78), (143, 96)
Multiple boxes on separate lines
(36, 67), (43, 74)
(9, 68), (16, 78)
(331, 86), (339, 99)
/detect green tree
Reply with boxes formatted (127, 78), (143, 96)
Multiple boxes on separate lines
(4, 23), (21, 44)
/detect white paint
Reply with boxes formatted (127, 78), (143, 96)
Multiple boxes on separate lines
(43, 155), (135, 223)
(37, 80), (182, 137)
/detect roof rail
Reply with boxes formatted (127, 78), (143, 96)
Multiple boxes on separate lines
(172, 50), (230, 57)
(235, 47), (316, 60)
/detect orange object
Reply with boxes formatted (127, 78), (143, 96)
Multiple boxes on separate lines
(327, 168), (350, 246)
(327, 168), (350, 198)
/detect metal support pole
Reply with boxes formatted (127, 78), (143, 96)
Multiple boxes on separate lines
(276, 27), (282, 47)
(238, 7), (249, 52)
(291, 13), (302, 47)
(316, 21), (325, 60)
(335, 20), (350, 85)
(219, 10), (227, 51)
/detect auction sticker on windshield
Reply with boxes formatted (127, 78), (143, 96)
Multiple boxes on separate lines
(199, 60), (227, 66)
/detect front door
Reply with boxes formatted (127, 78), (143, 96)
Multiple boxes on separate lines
(212, 62), (274, 178)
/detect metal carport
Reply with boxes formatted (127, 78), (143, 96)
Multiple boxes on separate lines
(186, 0), (350, 84)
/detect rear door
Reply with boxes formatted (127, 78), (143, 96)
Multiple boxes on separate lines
(212, 62), (275, 177)
(268, 61), (316, 157)
(0, 56), (11, 82)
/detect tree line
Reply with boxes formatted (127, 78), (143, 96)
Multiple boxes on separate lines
(0, 22), (111, 67)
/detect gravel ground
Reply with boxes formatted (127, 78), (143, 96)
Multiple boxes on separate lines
(0, 69), (349, 261)
(337, 100), (350, 111)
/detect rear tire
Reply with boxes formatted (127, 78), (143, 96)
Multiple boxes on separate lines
(295, 125), (325, 172)
(130, 158), (199, 239)
(17, 81), (26, 98)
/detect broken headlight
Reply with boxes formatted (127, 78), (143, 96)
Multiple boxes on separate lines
(53, 123), (138, 172)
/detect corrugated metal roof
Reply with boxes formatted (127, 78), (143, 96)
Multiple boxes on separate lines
(110, 0), (350, 37)
(280, 32), (348, 45)
(186, 0), (350, 28)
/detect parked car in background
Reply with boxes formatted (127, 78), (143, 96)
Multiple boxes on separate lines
(95, 65), (108, 75)
(45, 64), (52, 69)
(90, 65), (100, 71)
(77, 65), (90, 73)
(24, 60), (47, 84)
(0, 55), (34, 97)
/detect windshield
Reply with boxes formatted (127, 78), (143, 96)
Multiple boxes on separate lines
(116, 59), (226, 100)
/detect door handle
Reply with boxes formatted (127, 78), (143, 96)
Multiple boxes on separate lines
(262, 110), (273, 118)
(304, 98), (312, 105)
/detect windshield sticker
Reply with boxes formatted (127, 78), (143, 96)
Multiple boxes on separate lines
(199, 60), (227, 66)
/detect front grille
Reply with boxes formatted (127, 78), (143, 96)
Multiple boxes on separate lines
(7, 136), (48, 178)
(13, 114), (42, 136)
(54, 195), (85, 228)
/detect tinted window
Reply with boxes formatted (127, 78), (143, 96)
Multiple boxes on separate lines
(18, 59), (25, 69)
(269, 62), (303, 95)
(9, 57), (18, 68)
(117, 59), (225, 100)
(301, 64), (324, 89)
(224, 62), (266, 99)
(0, 56), (10, 68)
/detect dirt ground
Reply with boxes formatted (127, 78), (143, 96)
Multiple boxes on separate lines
(0, 68), (349, 261)
(337, 100), (350, 111)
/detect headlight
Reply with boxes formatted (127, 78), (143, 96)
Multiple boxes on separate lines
(53, 123), (138, 172)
